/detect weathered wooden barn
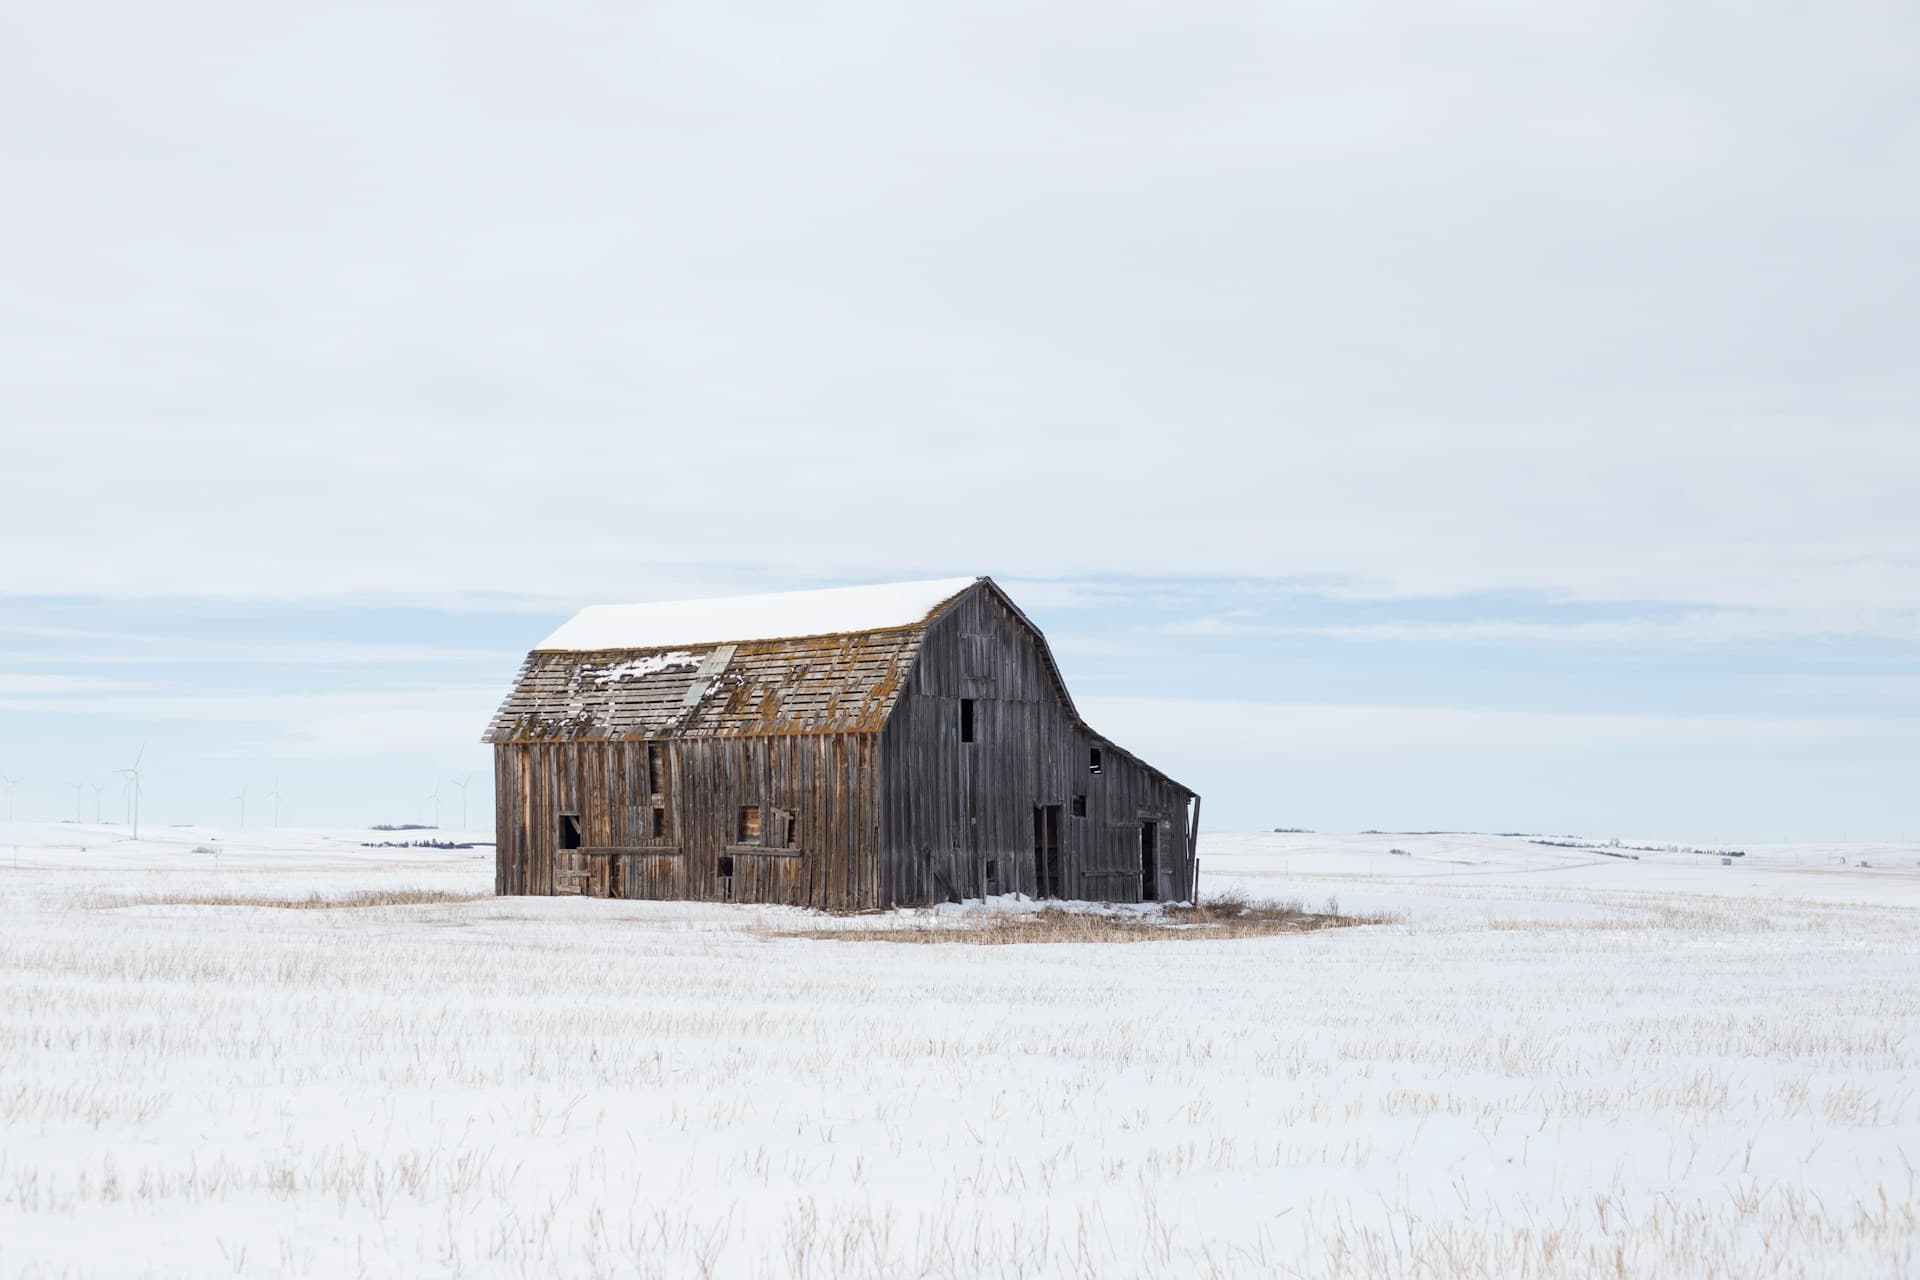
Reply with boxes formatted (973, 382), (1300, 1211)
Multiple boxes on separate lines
(483, 577), (1199, 909)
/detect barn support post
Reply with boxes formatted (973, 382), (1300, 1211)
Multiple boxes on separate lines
(1187, 794), (1202, 902)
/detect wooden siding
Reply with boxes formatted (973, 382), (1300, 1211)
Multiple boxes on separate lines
(493, 734), (880, 909)
(876, 583), (1196, 906)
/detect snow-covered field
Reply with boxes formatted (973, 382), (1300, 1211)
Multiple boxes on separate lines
(3, 822), (1918, 1278)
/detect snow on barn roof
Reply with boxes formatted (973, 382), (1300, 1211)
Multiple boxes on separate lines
(534, 577), (981, 652)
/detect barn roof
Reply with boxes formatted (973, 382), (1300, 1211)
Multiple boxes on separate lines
(484, 578), (978, 742)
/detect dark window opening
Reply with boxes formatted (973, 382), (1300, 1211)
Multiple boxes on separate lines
(738, 805), (761, 842)
(1089, 747), (1103, 775)
(960, 698), (976, 743)
(1140, 820), (1159, 902)
(716, 854), (735, 878)
(559, 813), (582, 851)
(647, 744), (664, 793)
(1071, 794), (1087, 818)
(651, 806), (667, 839)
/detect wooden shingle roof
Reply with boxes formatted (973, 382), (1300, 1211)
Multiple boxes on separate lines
(484, 579), (976, 742)
(484, 631), (925, 741)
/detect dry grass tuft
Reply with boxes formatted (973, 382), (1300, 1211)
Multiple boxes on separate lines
(83, 889), (490, 911)
(778, 889), (1396, 945)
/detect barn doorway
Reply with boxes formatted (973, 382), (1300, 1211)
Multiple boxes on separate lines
(1033, 804), (1062, 898)
(554, 812), (588, 895)
(1140, 821), (1159, 902)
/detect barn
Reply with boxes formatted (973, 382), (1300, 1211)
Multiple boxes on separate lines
(483, 576), (1199, 909)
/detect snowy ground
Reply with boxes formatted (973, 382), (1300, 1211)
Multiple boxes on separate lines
(3, 822), (1918, 1278)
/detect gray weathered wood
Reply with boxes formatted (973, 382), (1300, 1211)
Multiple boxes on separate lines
(485, 579), (1197, 909)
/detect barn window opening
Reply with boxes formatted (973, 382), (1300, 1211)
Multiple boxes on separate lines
(647, 744), (664, 793)
(716, 854), (735, 877)
(738, 805), (761, 842)
(960, 698), (976, 743)
(1072, 794), (1087, 817)
(1089, 747), (1103, 775)
(651, 806), (667, 839)
(774, 809), (797, 848)
(559, 813), (582, 851)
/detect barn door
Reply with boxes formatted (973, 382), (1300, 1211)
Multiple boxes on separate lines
(963, 712), (981, 899)
(1033, 804), (1062, 898)
(1140, 821), (1159, 902)
(587, 854), (616, 899)
(554, 812), (588, 895)
(554, 852), (588, 894)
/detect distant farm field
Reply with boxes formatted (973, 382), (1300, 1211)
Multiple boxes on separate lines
(3, 824), (1918, 1278)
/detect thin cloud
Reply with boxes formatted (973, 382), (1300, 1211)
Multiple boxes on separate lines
(1162, 609), (1920, 648)
(0, 674), (146, 695)
(0, 644), (521, 667)
(1081, 695), (1920, 757)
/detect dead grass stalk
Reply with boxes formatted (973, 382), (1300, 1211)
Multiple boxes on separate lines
(82, 889), (489, 911)
(777, 890), (1397, 945)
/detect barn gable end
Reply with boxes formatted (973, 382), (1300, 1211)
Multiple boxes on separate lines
(878, 580), (1197, 905)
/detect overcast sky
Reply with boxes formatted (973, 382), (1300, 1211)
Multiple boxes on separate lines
(3, 2), (1916, 839)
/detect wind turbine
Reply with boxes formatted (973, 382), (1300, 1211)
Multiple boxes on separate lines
(116, 745), (144, 841)
(425, 783), (441, 829)
(233, 783), (248, 829)
(91, 782), (106, 823)
(449, 774), (472, 830)
(71, 781), (85, 824)
(1, 775), (19, 824)
(267, 778), (282, 828)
